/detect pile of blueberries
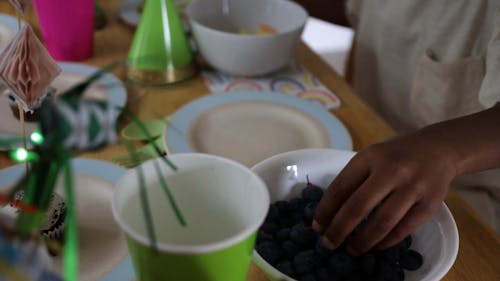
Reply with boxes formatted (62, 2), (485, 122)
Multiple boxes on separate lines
(255, 182), (424, 281)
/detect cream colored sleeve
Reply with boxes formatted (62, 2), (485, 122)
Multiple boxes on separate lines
(479, 15), (500, 107)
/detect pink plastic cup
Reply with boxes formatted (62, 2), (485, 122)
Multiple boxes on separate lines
(34, 0), (94, 61)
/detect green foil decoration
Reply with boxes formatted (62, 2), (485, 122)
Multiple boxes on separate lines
(3, 64), (187, 281)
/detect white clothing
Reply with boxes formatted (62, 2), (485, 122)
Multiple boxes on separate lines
(346, 0), (500, 231)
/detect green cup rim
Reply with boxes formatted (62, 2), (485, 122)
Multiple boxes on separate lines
(111, 153), (270, 254)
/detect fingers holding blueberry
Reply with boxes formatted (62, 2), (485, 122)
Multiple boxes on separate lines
(312, 154), (370, 234)
(255, 180), (424, 280)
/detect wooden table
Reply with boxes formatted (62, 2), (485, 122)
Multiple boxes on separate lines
(1, 1), (499, 280)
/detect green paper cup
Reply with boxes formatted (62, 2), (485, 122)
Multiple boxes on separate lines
(112, 153), (269, 281)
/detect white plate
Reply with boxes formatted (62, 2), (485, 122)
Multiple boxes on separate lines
(119, 0), (141, 27)
(251, 148), (460, 281)
(0, 13), (19, 52)
(0, 62), (127, 150)
(0, 158), (129, 281)
(164, 91), (352, 167)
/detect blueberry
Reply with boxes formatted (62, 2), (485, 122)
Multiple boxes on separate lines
(257, 196), (424, 281)
(274, 200), (291, 214)
(290, 223), (316, 246)
(279, 215), (297, 228)
(317, 267), (345, 281)
(358, 253), (376, 276)
(299, 274), (317, 281)
(266, 204), (280, 223)
(276, 228), (291, 242)
(256, 241), (283, 265)
(282, 240), (300, 258)
(395, 267), (405, 281)
(377, 244), (401, 264)
(257, 230), (273, 244)
(275, 260), (295, 277)
(260, 222), (279, 234)
(314, 238), (334, 257)
(345, 272), (363, 281)
(303, 202), (318, 225)
(302, 184), (323, 202)
(291, 209), (305, 223)
(376, 261), (402, 281)
(390, 235), (414, 259)
(316, 267), (335, 281)
(289, 198), (306, 211)
(399, 249), (423, 271)
(401, 235), (413, 250)
(293, 250), (319, 275)
(329, 251), (356, 276)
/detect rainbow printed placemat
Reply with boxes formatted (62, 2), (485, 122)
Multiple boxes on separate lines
(202, 61), (341, 110)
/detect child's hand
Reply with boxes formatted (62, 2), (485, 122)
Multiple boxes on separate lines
(312, 130), (459, 255)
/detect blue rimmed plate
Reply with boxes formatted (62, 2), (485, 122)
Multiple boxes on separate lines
(119, 0), (141, 27)
(164, 91), (352, 167)
(0, 13), (19, 52)
(0, 158), (129, 281)
(0, 62), (127, 150)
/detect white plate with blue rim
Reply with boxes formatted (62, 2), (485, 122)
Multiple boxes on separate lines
(0, 13), (20, 52)
(119, 0), (142, 27)
(0, 62), (127, 150)
(164, 91), (352, 167)
(0, 158), (132, 281)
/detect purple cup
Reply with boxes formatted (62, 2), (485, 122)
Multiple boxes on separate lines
(34, 0), (94, 61)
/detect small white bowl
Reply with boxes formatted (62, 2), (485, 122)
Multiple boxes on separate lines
(186, 0), (308, 76)
(251, 148), (459, 281)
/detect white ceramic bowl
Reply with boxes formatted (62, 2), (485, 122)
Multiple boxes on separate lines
(251, 148), (459, 281)
(186, 0), (308, 76)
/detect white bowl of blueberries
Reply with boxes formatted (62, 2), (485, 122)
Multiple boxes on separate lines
(251, 149), (459, 281)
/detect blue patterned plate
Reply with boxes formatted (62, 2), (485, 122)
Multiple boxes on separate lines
(164, 91), (352, 167)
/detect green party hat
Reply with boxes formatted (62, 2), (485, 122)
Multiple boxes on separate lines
(127, 0), (197, 85)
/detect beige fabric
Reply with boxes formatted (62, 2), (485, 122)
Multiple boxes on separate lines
(346, 0), (500, 232)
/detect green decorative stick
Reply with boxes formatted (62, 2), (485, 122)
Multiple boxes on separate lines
(152, 159), (187, 226)
(1, 62), (189, 281)
(63, 156), (78, 281)
(122, 108), (177, 171)
(122, 109), (188, 227)
(14, 155), (62, 237)
(125, 141), (158, 251)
